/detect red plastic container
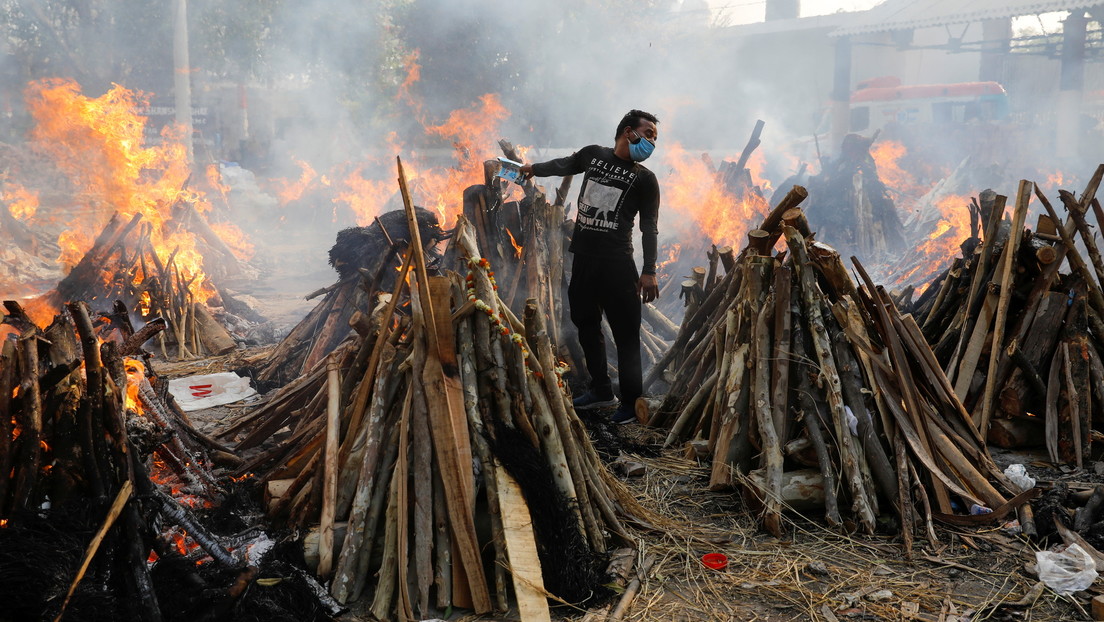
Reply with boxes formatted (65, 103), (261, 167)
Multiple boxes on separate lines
(701, 553), (728, 570)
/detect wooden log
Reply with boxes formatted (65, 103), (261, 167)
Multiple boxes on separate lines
(747, 229), (772, 256)
(710, 256), (768, 489)
(998, 292), (1067, 417)
(782, 208), (811, 237)
(792, 290), (842, 526)
(718, 246), (735, 273)
(369, 449), (403, 620)
(0, 339), (13, 507)
(317, 355), (341, 579)
(1038, 185), (1104, 315)
(192, 303), (236, 355)
(1061, 188), (1104, 295)
(987, 417), (1045, 448)
(662, 372), (718, 448)
(608, 554), (656, 621)
(749, 292), (783, 536)
(521, 301), (587, 539)
(395, 381), (415, 622)
(68, 302), (107, 501)
(952, 289), (998, 400)
(703, 306), (737, 452)
(525, 295), (606, 552)
(788, 228), (876, 532)
(829, 309), (896, 504)
(946, 191), (1004, 379)
(642, 303), (679, 340)
(331, 344), (397, 603)
(770, 266), (792, 443)
(432, 465), (452, 609)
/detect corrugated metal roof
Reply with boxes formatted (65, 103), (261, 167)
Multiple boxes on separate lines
(833, 0), (1104, 36)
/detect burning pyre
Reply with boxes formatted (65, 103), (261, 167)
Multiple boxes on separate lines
(0, 301), (338, 621)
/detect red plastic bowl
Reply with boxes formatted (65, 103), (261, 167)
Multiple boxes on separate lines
(701, 553), (728, 570)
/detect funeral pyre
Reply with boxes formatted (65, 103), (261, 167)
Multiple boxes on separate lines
(218, 162), (661, 620)
(0, 301), (338, 621)
(0, 79), (257, 359)
(645, 185), (1031, 543)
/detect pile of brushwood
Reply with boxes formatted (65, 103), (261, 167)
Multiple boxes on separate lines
(645, 186), (1029, 544)
(219, 161), (655, 620)
(0, 300), (338, 622)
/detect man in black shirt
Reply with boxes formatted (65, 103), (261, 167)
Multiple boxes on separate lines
(521, 110), (660, 424)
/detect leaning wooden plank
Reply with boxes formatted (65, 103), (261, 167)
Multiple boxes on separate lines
(398, 156), (491, 612)
(495, 461), (553, 622)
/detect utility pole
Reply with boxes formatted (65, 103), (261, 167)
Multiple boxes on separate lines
(173, 0), (194, 167)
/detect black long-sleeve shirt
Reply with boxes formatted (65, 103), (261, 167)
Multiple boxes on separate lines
(531, 145), (660, 274)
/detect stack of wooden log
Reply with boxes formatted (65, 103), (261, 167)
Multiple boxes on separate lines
(219, 161), (646, 619)
(32, 211), (238, 360)
(644, 186), (1027, 543)
(0, 301), (337, 621)
(907, 166), (1104, 467)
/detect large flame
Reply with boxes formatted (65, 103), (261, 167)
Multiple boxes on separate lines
(22, 79), (252, 300)
(660, 143), (769, 249)
(892, 194), (974, 287)
(271, 52), (510, 228)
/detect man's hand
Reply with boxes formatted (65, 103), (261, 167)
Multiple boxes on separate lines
(520, 164), (534, 180)
(638, 273), (659, 303)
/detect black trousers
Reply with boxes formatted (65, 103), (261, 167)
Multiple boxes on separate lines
(568, 254), (642, 406)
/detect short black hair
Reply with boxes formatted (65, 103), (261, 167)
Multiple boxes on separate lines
(615, 109), (659, 141)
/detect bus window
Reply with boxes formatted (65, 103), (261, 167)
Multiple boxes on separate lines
(851, 106), (870, 132)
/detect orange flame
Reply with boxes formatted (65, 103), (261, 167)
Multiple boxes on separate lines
(506, 228), (523, 258)
(893, 194), (974, 287)
(124, 358), (146, 414)
(3, 184), (39, 220)
(22, 79), (239, 303)
(276, 158), (320, 205)
(660, 143), (769, 249)
(276, 59), (510, 229)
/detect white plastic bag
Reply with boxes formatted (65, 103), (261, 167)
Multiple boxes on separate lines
(1035, 543), (1098, 595)
(168, 372), (257, 411)
(1003, 464), (1036, 493)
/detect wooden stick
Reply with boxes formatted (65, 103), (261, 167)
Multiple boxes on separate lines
(1037, 185), (1104, 315)
(317, 354), (341, 578)
(608, 553), (656, 621)
(977, 181), (1030, 435)
(53, 481), (133, 622)
(750, 292), (783, 536)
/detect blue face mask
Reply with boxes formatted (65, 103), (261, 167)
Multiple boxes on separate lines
(628, 129), (655, 162)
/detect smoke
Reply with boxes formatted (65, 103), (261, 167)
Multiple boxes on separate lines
(5, 0), (1104, 305)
